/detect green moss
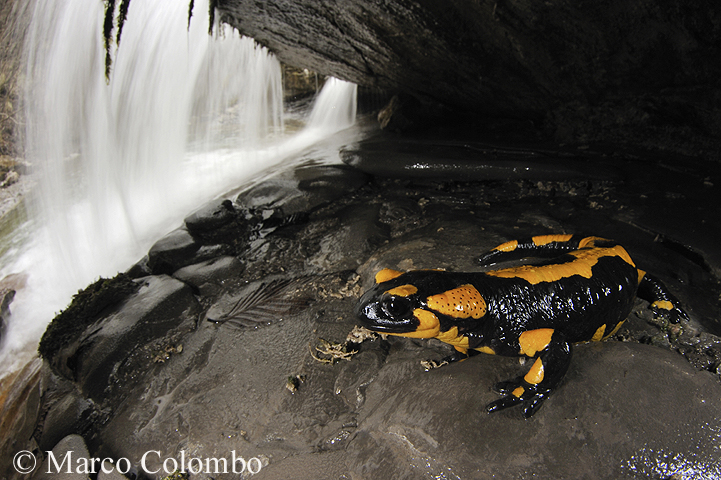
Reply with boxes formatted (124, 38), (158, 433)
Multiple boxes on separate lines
(208, 0), (218, 34)
(102, 0), (116, 81)
(38, 273), (140, 361)
(188, 0), (195, 30)
(102, 0), (133, 81)
(116, 0), (133, 45)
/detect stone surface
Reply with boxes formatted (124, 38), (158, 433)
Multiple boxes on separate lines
(38, 385), (94, 452)
(24, 138), (721, 479)
(35, 435), (91, 480)
(147, 228), (201, 275)
(377, 94), (424, 133)
(97, 460), (129, 480)
(236, 164), (369, 216)
(50, 275), (199, 405)
(0, 288), (12, 343)
(341, 134), (622, 181)
(216, 0), (721, 157)
(184, 199), (238, 234)
(0, 273), (26, 345)
(0, 358), (43, 480)
(172, 255), (244, 291)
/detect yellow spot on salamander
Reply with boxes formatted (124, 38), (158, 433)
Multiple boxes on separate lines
(486, 245), (636, 285)
(603, 320), (625, 340)
(578, 236), (608, 249)
(436, 326), (470, 350)
(519, 329), (554, 356)
(589, 321), (625, 343)
(475, 346), (495, 355)
(375, 268), (404, 284)
(524, 358), (545, 385)
(391, 308), (440, 338)
(637, 268), (646, 285)
(591, 324), (606, 342)
(386, 284), (418, 297)
(512, 386), (525, 398)
(426, 284), (487, 319)
(493, 239), (519, 253)
(652, 300), (674, 311)
(532, 234), (573, 246)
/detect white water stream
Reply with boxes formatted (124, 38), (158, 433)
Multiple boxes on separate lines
(0, 0), (357, 377)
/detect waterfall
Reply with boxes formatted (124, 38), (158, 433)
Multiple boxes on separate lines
(306, 78), (358, 133)
(0, 0), (358, 376)
(21, 0), (285, 287)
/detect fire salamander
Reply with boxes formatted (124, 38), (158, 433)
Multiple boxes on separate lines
(356, 234), (688, 418)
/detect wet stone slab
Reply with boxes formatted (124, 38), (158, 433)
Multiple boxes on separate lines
(26, 150), (721, 480)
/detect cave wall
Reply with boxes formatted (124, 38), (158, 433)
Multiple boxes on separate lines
(217, 0), (721, 156)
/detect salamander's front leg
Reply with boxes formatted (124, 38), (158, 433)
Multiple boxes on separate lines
(486, 329), (571, 418)
(421, 347), (478, 371)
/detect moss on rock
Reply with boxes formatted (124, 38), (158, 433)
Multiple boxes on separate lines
(38, 273), (139, 362)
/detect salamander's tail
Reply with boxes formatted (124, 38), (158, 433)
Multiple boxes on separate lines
(478, 234), (613, 266)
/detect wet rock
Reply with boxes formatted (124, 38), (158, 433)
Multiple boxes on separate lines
(125, 256), (151, 279)
(146, 232), (230, 277)
(38, 274), (140, 371)
(175, 166), (371, 256)
(172, 255), (244, 291)
(146, 228), (201, 275)
(236, 164), (369, 217)
(0, 273), (24, 344)
(35, 435), (91, 480)
(0, 288), (13, 342)
(38, 384), (95, 452)
(97, 460), (129, 480)
(25, 143), (721, 479)
(0, 358), (43, 480)
(307, 204), (389, 271)
(50, 275), (199, 405)
(377, 94), (423, 133)
(91, 274), (342, 474)
(184, 199), (237, 234)
(338, 342), (721, 479)
(341, 136), (617, 181)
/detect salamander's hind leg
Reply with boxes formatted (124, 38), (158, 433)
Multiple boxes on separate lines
(486, 330), (571, 418)
(637, 273), (689, 323)
(478, 234), (606, 266)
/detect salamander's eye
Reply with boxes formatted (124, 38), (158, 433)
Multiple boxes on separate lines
(380, 292), (413, 318)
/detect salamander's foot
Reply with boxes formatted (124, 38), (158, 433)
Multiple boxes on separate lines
(638, 273), (689, 324)
(420, 358), (449, 370)
(486, 377), (552, 418)
(650, 300), (688, 324)
(420, 349), (471, 371)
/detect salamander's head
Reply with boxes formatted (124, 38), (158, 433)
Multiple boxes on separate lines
(356, 268), (488, 339)
(356, 269), (440, 338)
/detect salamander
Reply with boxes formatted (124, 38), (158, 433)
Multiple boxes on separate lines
(356, 234), (687, 418)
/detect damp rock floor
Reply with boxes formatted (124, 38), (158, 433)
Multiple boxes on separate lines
(5, 126), (721, 480)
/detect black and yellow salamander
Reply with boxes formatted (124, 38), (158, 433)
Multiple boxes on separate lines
(356, 234), (688, 418)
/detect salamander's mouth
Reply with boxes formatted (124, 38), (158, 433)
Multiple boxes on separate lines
(355, 301), (418, 334)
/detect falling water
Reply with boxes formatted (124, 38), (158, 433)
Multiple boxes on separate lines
(0, 0), (357, 376)
(306, 77), (358, 132)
